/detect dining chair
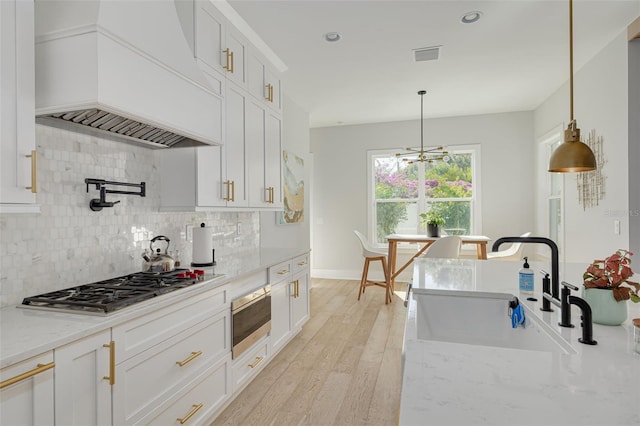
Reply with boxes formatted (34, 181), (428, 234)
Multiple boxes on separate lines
(420, 236), (462, 259)
(354, 230), (391, 303)
(487, 232), (531, 260)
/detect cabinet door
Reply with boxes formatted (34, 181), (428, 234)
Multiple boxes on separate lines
(0, 0), (37, 209)
(54, 330), (112, 426)
(196, 145), (227, 207)
(265, 111), (283, 207)
(194, 0), (226, 78)
(291, 269), (310, 330)
(247, 50), (266, 102)
(0, 352), (54, 426)
(264, 66), (281, 111)
(225, 83), (248, 206)
(225, 28), (247, 87)
(246, 98), (267, 207)
(270, 279), (292, 354)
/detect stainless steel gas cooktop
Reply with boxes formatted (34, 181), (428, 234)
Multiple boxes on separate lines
(20, 269), (220, 315)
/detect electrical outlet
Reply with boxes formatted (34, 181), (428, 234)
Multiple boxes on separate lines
(186, 225), (194, 241)
(614, 220), (620, 235)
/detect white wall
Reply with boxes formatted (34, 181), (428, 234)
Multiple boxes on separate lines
(310, 112), (534, 280)
(534, 30), (631, 262)
(260, 95), (311, 251)
(629, 37), (640, 257)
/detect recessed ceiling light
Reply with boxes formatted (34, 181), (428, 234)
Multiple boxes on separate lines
(324, 32), (341, 42)
(461, 11), (482, 24)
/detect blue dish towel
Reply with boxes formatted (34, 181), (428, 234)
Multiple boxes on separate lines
(511, 304), (526, 328)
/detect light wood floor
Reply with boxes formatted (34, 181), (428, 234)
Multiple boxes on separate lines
(212, 278), (408, 426)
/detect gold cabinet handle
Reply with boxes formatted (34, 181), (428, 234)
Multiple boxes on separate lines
(269, 84), (274, 102)
(223, 48), (233, 73)
(297, 260), (307, 266)
(176, 351), (202, 367)
(25, 150), (37, 193)
(0, 362), (54, 390)
(248, 356), (263, 368)
(103, 341), (115, 385)
(266, 186), (274, 204)
(277, 268), (289, 275)
(177, 403), (203, 424)
(223, 180), (235, 201)
(230, 180), (235, 202)
(265, 84), (271, 101)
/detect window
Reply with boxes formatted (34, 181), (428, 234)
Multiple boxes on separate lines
(547, 137), (564, 254)
(368, 145), (481, 246)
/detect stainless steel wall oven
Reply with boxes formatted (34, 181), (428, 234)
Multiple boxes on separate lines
(231, 285), (271, 359)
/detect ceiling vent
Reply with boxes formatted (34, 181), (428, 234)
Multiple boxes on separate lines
(413, 46), (441, 62)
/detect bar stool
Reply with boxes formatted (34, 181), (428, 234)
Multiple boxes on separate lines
(354, 230), (391, 304)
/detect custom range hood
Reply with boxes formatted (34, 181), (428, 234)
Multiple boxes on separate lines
(34, 0), (222, 148)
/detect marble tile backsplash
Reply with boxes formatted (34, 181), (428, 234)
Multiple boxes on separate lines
(0, 125), (259, 307)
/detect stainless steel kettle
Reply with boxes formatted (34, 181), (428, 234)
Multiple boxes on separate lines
(142, 236), (175, 272)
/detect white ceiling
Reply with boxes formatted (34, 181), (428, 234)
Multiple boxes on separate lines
(227, 0), (639, 128)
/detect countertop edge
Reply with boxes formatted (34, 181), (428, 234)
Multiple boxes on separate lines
(0, 247), (310, 369)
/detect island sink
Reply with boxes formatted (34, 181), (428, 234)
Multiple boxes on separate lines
(414, 290), (577, 355)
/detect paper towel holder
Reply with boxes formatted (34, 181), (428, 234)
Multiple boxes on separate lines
(191, 223), (216, 267)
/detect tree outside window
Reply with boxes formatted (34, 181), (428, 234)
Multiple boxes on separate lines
(371, 148), (477, 245)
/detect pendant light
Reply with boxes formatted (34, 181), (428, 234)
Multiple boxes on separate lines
(548, 0), (596, 173)
(396, 90), (449, 164)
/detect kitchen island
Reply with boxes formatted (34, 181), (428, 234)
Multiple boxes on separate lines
(400, 258), (640, 425)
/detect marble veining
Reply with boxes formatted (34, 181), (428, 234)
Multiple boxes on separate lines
(400, 258), (640, 425)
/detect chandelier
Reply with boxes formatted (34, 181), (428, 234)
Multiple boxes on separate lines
(396, 90), (449, 164)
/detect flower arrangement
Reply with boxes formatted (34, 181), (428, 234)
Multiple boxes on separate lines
(420, 210), (445, 227)
(583, 249), (640, 302)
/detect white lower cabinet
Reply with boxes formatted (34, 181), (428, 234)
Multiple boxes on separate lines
(0, 351), (54, 426)
(269, 254), (310, 356)
(270, 277), (293, 354)
(139, 356), (231, 426)
(112, 311), (230, 424)
(54, 330), (113, 426)
(291, 267), (310, 330)
(231, 337), (269, 393)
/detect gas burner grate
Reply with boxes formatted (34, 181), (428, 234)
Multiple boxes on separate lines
(21, 269), (199, 314)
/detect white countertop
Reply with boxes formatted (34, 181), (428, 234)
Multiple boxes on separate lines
(400, 258), (640, 426)
(0, 247), (308, 369)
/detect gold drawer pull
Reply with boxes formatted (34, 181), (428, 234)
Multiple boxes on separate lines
(248, 356), (264, 368)
(297, 261), (307, 266)
(103, 341), (115, 385)
(25, 150), (37, 193)
(176, 351), (202, 367)
(277, 269), (289, 275)
(177, 403), (203, 424)
(0, 362), (54, 389)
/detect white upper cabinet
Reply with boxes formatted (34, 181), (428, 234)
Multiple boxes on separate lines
(0, 0), (38, 212)
(246, 99), (283, 209)
(195, 1), (247, 89)
(248, 50), (282, 112)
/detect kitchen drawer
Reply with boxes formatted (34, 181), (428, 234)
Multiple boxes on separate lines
(268, 259), (291, 284)
(0, 351), (54, 426)
(231, 337), (269, 393)
(138, 355), (231, 426)
(113, 284), (228, 361)
(292, 254), (309, 274)
(113, 310), (229, 424)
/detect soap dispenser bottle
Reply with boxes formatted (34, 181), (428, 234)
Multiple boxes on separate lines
(519, 257), (534, 294)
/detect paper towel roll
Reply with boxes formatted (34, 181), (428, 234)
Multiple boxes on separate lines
(192, 224), (214, 266)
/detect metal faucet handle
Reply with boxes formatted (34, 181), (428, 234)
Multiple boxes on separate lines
(561, 281), (579, 291)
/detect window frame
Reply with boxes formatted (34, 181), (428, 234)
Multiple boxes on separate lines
(367, 144), (482, 249)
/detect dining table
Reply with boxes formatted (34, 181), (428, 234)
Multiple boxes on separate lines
(385, 233), (491, 292)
